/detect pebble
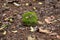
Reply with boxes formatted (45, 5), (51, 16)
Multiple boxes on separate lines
(38, 2), (43, 5)
(9, 18), (13, 22)
(30, 26), (38, 32)
(33, 7), (36, 10)
(4, 18), (9, 21)
(30, 26), (35, 32)
(0, 30), (7, 37)
(13, 2), (20, 6)
(26, 3), (29, 6)
(3, 31), (7, 35)
(12, 30), (18, 33)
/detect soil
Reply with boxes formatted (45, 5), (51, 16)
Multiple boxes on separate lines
(0, 0), (60, 40)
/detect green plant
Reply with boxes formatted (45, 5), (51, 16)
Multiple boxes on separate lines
(22, 11), (38, 26)
(0, 24), (8, 30)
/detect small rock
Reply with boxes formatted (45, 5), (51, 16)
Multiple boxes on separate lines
(13, 2), (20, 6)
(9, 18), (13, 22)
(38, 2), (43, 5)
(30, 26), (35, 32)
(3, 31), (7, 35)
(26, 3), (29, 6)
(4, 18), (9, 21)
(33, 7), (36, 10)
(0, 30), (7, 37)
(12, 30), (18, 33)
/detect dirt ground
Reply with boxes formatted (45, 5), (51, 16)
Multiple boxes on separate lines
(0, 0), (60, 40)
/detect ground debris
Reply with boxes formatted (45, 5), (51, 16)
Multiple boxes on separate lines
(0, 30), (7, 37)
(13, 2), (20, 7)
(12, 30), (18, 33)
(44, 15), (56, 24)
(30, 26), (38, 32)
(39, 27), (52, 34)
(27, 35), (36, 40)
(38, 21), (44, 24)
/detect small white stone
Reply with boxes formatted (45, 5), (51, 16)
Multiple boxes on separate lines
(12, 30), (18, 33)
(3, 31), (7, 35)
(13, 2), (20, 6)
(33, 7), (36, 10)
(30, 26), (35, 32)
(38, 2), (43, 5)
(26, 3), (29, 6)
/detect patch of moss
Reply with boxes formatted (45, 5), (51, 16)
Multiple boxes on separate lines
(22, 11), (38, 26)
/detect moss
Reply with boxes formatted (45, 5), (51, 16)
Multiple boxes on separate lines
(22, 11), (38, 26)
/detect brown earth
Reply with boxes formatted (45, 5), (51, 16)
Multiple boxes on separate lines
(0, 0), (60, 40)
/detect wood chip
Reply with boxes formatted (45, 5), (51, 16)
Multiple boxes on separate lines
(39, 27), (51, 34)
(49, 32), (57, 35)
(13, 2), (20, 6)
(38, 2), (43, 5)
(45, 18), (52, 24)
(38, 21), (44, 24)
(3, 31), (7, 35)
(12, 30), (18, 33)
